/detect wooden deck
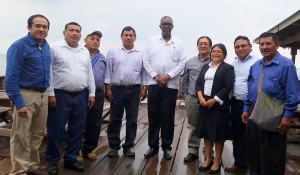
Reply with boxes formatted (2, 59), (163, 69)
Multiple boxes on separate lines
(0, 101), (300, 175)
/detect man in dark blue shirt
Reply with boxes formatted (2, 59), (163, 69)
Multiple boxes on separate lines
(242, 32), (300, 175)
(5, 14), (51, 175)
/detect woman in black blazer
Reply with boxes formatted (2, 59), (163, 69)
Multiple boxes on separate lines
(196, 43), (234, 174)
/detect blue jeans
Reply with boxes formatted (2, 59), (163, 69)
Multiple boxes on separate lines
(46, 89), (87, 163)
(107, 85), (141, 149)
(147, 85), (178, 151)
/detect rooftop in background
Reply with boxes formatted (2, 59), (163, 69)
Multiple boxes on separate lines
(253, 10), (300, 63)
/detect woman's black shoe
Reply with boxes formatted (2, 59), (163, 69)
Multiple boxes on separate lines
(198, 161), (213, 171)
(209, 165), (221, 174)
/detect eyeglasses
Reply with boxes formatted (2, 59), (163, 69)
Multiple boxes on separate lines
(161, 23), (173, 26)
(211, 50), (223, 54)
(234, 44), (249, 49)
(199, 43), (210, 47)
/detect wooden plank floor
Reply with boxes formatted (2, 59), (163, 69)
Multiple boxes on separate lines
(0, 102), (300, 175)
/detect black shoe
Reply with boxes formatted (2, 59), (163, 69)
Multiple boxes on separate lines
(163, 150), (172, 160)
(225, 165), (247, 173)
(64, 161), (84, 172)
(209, 165), (221, 174)
(144, 148), (158, 158)
(107, 148), (119, 157)
(123, 147), (135, 157)
(48, 163), (58, 175)
(199, 161), (213, 171)
(26, 168), (48, 175)
(184, 153), (198, 162)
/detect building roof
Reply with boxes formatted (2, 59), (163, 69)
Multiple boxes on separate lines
(254, 10), (300, 49)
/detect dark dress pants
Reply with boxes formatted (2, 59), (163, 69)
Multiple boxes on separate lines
(82, 90), (104, 155)
(147, 85), (178, 151)
(246, 120), (286, 175)
(107, 85), (140, 149)
(230, 97), (247, 167)
(46, 89), (87, 163)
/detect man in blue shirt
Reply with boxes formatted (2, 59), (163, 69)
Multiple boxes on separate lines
(5, 14), (51, 175)
(242, 32), (300, 175)
(76, 31), (106, 162)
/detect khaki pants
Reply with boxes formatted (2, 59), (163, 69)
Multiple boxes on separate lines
(10, 90), (48, 175)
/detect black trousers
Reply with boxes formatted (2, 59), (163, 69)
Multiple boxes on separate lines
(230, 98), (247, 167)
(82, 90), (105, 155)
(246, 120), (286, 175)
(147, 85), (178, 151)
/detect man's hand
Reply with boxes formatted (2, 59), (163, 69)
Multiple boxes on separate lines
(157, 74), (170, 87)
(88, 96), (95, 109)
(140, 87), (147, 101)
(278, 116), (292, 134)
(48, 96), (56, 107)
(105, 85), (113, 101)
(17, 107), (28, 118)
(198, 96), (207, 107)
(241, 112), (249, 123)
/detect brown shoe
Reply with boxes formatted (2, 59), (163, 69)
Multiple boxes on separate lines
(76, 155), (84, 163)
(225, 165), (247, 173)
(26, 168), (49, 175)
(85, 152), (97, 160)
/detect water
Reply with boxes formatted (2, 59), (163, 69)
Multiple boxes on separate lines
(0, 54), (6, 76)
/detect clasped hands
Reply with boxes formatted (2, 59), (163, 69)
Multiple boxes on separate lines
(154, 75), (170, 87)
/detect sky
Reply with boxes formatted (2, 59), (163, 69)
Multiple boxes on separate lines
(0, 0), (300, 67)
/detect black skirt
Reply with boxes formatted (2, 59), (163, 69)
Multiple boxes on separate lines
(197, 104), (232, 142)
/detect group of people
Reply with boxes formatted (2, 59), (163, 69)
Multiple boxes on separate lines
(4, 13), (299, 175)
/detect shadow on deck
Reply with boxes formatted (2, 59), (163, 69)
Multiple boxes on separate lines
(0, 101), (300, 175)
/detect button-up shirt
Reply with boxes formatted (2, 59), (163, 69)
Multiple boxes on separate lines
(5, 33), (51, 109)
(104, 45), (146, 85)
(91, 51), (106, 89)
(182, 55), (210, 97)
(231, 52), (259, 100)
(48, 40), (95, 97)
(143, 34), (187, 89)
(244, 52), (300, 118)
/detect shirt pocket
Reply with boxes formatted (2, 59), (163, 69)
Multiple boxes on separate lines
(130, 58), (143, 72)
(265, 75), (281, 95)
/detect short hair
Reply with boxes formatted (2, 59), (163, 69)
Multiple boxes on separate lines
(234, 36), (250, 45)
(259, 32), (279, 43)
(121, 26), (136, 37)
(160, 16), (173, 25)
(197, 36), (212, 47)
(27, 14), (50, 29)
(64, 22), (82, 31)
(211, 43), (227, 58)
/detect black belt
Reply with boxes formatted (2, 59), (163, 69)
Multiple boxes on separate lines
(20, 86), (47, 93)
(55, 89), (86, 96)
(112, 84), (140, 89)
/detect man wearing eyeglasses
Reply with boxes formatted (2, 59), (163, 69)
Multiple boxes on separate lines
(181, 36), (212, 162)
(225, 36), (258, 173)
(143, 16), (187, 160)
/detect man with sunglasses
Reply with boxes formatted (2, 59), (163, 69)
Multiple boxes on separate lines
(225, 36), (258, 173)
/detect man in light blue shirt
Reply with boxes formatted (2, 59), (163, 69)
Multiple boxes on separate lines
(225, 36), (258, 173)
(104, 26), (147, 157)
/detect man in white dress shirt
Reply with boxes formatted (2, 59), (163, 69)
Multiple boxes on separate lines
(143, 16), (187, 160)
(46, 22), (95, 175)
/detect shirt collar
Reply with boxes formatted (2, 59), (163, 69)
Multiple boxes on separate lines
(235, 51), (255, 62)
(158, 35), (174, 45)
(60, 40), (85, 51)
(118, 45), (139, 52)
(26, 33), (47, 47)
(259, 52), (280, 66)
